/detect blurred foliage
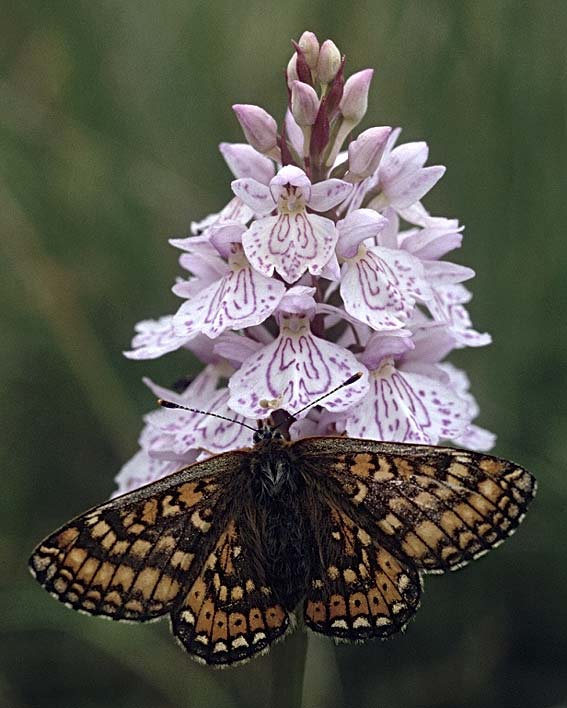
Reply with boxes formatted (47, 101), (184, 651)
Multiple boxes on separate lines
(2, 2), (566, 707)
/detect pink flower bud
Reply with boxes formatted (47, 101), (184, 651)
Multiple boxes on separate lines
(291, 80), (320, 127)
(232, 104), (278, 154)
(286, 53), (299, 86)
(298, 31), (319, 70)
(348, 126), (392, 178)
(317, 39), (341, 84)
(339, 69), (374, 124)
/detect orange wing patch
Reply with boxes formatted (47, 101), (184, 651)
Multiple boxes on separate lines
(304, 505), (421, 640)
(296, 437), (536, 574)
(172, 519), (291, 666)
(29, 460), (237, 620)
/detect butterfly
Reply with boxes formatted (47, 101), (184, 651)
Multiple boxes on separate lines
(29, 423), (536, 667)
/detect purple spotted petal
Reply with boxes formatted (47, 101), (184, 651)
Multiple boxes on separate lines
(213, 331), (265, 366)
(340, 246), (430, 330)
(208, 222), (246, 257)
(173, 247), (285, 338)
(404, 325), (455, 365)
(336, 208), (389, 258)
(400, 223), (463, 259)
(453, 424), (496, 452)
(380, 142), (429, 183)
(423, 260), (475, 285)
(231, 178), (275, 215)
(345, 363), (470, 444)
(242, 212), (339, 283)
(219, 142), (275, 183)
(151, 388), (254, 457)
(277, 286), (316, 316)
(428, 284), (492, 347)
(378, 141), (446, 209)
(141, 368), (255, 458)
(228, 315), (369, 419)
(308, 178), (354, 212)
(269, 165), (312, 203)
(190, 196), (255, 236)
(395, 203), (460, 231)
(173, 250), (227, 286)
(360, 331), (414, 370)
(383, 165), (446, 209)
(124, 316), (191, 360)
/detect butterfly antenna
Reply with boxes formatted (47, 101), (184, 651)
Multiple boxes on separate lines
(281, 371), (364, 423)
(157, 399), (258, 432)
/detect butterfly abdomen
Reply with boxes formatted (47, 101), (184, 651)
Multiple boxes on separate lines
(239, 444), (314, 609)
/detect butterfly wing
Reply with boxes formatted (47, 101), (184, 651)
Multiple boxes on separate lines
(303, 497), (422, 640)
(295, 437), (536, 574)
(171, 516), (293, 666)
(28, 451), (247, 621)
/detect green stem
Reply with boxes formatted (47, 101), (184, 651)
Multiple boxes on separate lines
(270, 625), (308, 708)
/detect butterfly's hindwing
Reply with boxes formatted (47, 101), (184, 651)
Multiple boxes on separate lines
(172, 518), (292, 666)
(304, 501), (421, 640)
(29, 451), (247, 620)
(295, 437), (536, 574)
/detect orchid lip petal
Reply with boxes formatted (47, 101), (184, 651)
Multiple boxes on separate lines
(228, 315), (369, 419)
(242, 212), (338, 283)
(340, 246), (429, 331)
(124, 316), (190, 360)
(172, 250), (286, 339)
(345, 363), (470, 444)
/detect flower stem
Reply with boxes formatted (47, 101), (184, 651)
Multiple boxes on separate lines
(270, 626), (308, 708)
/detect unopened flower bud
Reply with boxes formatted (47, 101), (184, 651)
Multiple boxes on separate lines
(317, 39), (341, 85)
(298, 31), (319, 70)
(286, 53), (299, 87)
(291, 81), (320, 127)
(348, 126), (392, 178)
(232, 104), (278, 154)
(339, 69), (374, 124)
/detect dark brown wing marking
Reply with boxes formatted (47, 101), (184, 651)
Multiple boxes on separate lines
(295, 437), (536, 574)
(172, 518), (292, 666)
(304, 502), (421, 640)
(28, 452), (246, 620)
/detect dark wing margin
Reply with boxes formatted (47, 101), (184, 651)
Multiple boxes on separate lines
(295, 437), (537, 574)
(28, 451), (247, 621)
(171, 517), (293, 666)
(303, 498), (421, 640)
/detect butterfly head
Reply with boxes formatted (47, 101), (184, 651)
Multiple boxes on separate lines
(252, 423), (285, 446)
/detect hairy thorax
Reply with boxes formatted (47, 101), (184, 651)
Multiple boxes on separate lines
(242, 434), (314, 608)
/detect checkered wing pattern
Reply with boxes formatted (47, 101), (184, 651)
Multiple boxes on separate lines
(29, 451), (246, 621)
(304, 500), (421, 640)
(172, 518), (292, 666)
(295, 437), (537, 574)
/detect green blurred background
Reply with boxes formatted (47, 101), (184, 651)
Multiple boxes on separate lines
(2, 2), (566, 707)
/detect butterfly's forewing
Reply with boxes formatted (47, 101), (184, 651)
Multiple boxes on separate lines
(172, 517), (292, 666)
(296, 437), (536, 574)
(29, 451), (248, 621)
(304, 499), (421, 640)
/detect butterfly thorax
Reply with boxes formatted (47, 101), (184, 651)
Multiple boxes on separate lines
(250, 427), (298, 498)
(238, 427), (312, 607)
